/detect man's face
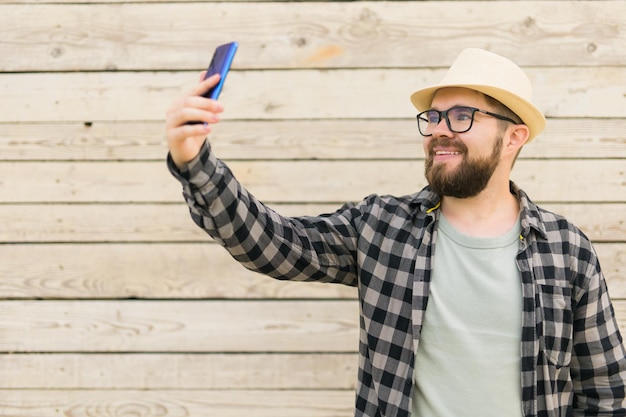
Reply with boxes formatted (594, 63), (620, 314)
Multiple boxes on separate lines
(423, 88), (505, 199)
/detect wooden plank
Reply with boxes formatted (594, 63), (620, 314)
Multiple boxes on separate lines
(595, 244), (626, 297)
(0, 390), (353, 417)
(2, 2), (625, 71)
(595, 243), (626, 300)
(0, 243), (359, 300)
(0, 121), (173, 161)
(0, 204), (209, 243)
(2, 118), (625, 161)
(3, 300), (626, 353)
(0, 300), (360, 352)
(1, 202), (624, 244)
(1, 160), (624, 203)
(1, 68), (625, 122)
(0, 242), (622, 300)
(1, 0), (295, 2)
(0, 353), (357, 389)
(612, 301), (626, 338)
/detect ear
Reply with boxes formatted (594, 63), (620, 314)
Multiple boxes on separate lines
(504, 124), (530, 155)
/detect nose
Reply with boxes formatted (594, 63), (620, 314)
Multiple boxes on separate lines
(430, 116), (453, 137)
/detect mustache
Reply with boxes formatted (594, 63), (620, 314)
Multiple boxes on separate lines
(427, 138), (468, 155)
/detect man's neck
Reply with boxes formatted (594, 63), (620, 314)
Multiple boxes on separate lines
(439, 180), (520, 238)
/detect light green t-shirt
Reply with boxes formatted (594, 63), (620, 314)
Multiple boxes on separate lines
(412, 214), (523, 417)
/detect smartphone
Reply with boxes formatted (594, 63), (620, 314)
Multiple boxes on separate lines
(186, 42), (238, 125)
(201, 41), (238, 100)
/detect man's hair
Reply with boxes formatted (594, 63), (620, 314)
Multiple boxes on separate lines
(484, 94), (524, 128)
(483, 94), (525, 167)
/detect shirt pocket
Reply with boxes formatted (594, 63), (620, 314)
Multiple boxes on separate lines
(537, 284), (573, 368)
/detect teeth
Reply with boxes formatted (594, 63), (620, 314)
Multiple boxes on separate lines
(436, 151), (460, 155)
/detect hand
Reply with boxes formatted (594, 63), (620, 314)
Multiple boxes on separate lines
(165, 73), (225, 168)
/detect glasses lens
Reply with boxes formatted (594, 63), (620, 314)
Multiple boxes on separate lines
(447, 107), (474, 133)
(417, 110), (440, 136)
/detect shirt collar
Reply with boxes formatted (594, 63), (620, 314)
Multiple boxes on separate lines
(510, 182), (548, 240)
(412, 182), (548, 240)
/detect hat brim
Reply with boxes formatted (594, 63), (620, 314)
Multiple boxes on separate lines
(410, 84), (546, 142)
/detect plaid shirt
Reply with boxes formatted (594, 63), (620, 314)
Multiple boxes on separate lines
(168, 141), (626, 417)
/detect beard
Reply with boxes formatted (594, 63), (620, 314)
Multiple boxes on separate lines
(425, 136), (503, 199)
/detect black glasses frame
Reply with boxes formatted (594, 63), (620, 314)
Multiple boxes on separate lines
(416, 106), (519, 136)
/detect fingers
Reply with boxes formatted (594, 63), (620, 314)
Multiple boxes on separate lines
(192, 73), (220, 97)
(166, 95), (223, 128)
(166, 114), (211, 143)
(165, 96), (223, 150)
(165, 73), (226, 167)
(170, 73), (223, 125)
(166, 110), (211, 168)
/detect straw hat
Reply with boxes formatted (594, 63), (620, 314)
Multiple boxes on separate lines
(410, 48), (546, 141)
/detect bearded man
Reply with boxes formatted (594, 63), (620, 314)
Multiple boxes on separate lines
(165, 48), (626, 417)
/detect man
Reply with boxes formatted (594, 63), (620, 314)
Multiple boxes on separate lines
(165, 48), (626, 416)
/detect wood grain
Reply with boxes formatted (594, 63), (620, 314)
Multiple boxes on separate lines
(0, 300), (360, 352)
(0, 243), (622, 299)
(1, 67), (625, 123)
(3, 300), (626, 353)
(1, 1), (625, 412)
(2, 2), (624, 71)
(1, 160), (624, 203)
(0, 353), (357, 388)
(0, 390), (354, 417)
(1, 202), (624, 243)
(0, 243), (359, 300)
(1, 118), (625, 161)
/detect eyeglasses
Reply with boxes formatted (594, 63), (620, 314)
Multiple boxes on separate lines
(416, 106), (519, 136)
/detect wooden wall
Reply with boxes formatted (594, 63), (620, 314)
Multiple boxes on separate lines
(1, 1), (625, 415)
